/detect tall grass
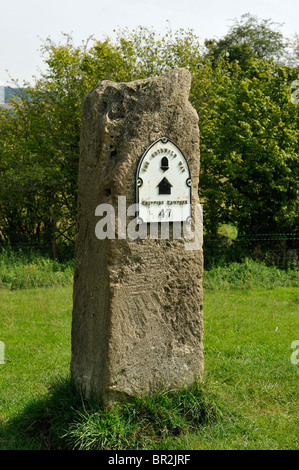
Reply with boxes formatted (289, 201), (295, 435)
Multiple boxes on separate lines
(0, 247), (74, 289)
(0, 247), (297, 291)
(204, 257), (298, 289)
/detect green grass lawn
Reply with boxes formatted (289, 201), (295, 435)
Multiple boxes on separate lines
(0, 283), (298, 450)
(0, 286), (73, 449)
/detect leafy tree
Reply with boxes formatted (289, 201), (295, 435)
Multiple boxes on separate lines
(197, 57), (299, 235)
(0, 22), (298, 256)
(207, 13), (288, 68)
(0, 36), (129, 254)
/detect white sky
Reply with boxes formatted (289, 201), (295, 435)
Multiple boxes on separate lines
(1, 0), (298, 86)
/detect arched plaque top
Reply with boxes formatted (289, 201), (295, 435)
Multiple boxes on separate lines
(136, 137), (191, 223)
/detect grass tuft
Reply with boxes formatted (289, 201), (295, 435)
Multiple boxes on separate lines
(4, 376), (222, 450)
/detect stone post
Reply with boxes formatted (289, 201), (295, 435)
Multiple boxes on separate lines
(71, 68), (204, 405)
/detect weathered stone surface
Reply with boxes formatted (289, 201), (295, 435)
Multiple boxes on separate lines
(71, 68), (204, 405)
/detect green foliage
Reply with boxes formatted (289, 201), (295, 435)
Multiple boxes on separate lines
(197, 57), (299, 235)
(0, 17), (298, 250)
(209, 13), (288, 65)
(1, 247), (297, 291)
(0, 247), (73, 289)
(0, 35), (130, 248)
(204, 257), (299, 289)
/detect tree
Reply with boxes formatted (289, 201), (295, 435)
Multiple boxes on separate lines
(0, 36), (129, 253)
(208, 13), (288, 68)
(0, 29), (204, 252)
(197, 57), (299, 235)
(0, 23), (298, 253)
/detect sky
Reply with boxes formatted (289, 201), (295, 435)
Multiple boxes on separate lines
(1, 0), (298, 86)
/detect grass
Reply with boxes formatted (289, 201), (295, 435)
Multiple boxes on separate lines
(0, 248), (74, 289)
(0, 286), (72, 449)
(20, 377), (221, 451)
(1, 285), (298, 450)
(0, 250), (298, 449)
(204, 257), (299, 289)
(0, 248), (298, 291)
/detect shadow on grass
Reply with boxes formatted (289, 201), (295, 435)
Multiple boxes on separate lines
(0, 375), (223, 450)
(0, 376), (83, 450)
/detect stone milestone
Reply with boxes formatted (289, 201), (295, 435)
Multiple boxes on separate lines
(71, 68), (204, 405)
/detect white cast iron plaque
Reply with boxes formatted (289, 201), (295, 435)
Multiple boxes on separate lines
(136, 137), (191, 223)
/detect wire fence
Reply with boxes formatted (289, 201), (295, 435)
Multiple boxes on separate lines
(203, 233), (298, 269)
(0, 233), (298, 269)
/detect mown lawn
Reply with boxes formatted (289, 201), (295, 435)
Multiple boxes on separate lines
(0, 283), (298, 450)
